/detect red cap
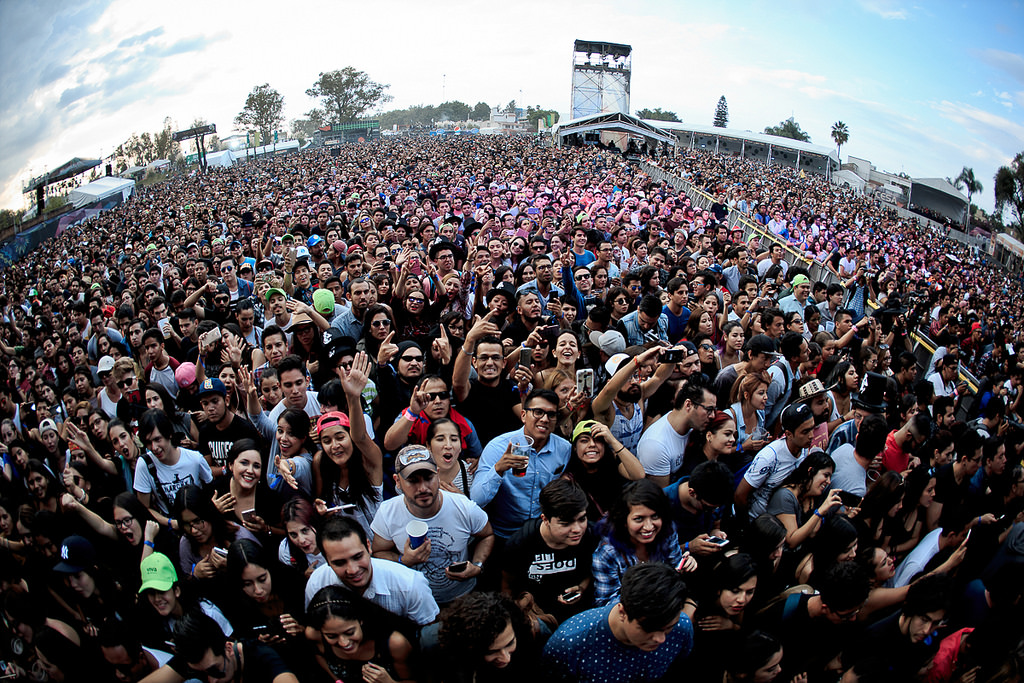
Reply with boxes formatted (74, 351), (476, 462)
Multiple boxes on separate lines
(316, 411), (351, 433)
(971, 322), (981, 332)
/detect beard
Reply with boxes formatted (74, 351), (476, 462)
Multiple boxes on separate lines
(618, 385), (643, 404)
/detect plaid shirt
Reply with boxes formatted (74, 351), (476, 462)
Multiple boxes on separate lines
(591, 529), (683, 607)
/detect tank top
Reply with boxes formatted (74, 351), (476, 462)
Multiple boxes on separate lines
(612, 401), (644, 453)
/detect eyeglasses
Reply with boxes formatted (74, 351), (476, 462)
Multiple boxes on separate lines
(437, 253), (454, 260)
(424, 390), (450, 402)
(408, 297), (426, 304)
(113, 516), (135, 529)
(574, 273), (592, 281)
(220, 265), (233, 273)
(527, 407), (559, 421)
(696, 404), (717, 414)
(699, 344), (715, 351)
(182, 518), (206, 532)
(370, 319), (390, 328)
(400, 354), (424, 363)
(118, 376), (138, 389)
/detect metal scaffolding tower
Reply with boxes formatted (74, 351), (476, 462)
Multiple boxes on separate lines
(570, 40), (632, 120)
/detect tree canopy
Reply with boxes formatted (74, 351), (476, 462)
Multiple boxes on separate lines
(306, 67), (392, 124)
(831, 121), (849, 157)
(954, 167), (982, 230)
(995, 151), (1024, 239)
(636, 108), (680, 122)
(764, 117), (811, 142)
(234, 83), (285, 144)
(713, 97), (728, 128)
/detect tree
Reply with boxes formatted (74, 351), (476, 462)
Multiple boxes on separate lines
(0, 209), (25, 232)
(472, 102), (490, 120)
(831, 121), (849, 159)
(235, 83), (285, 144)
(291, 117), (323, 145)
(764, 117), (811, 142)
(636, 108), (680, 122)
(306, 67), (392, 124)
(436, 101), (471, 122)
(995, 151), (1024, 239)
(152, 118), (181, 162)
(953, 167), (982, 230)
(526, 106), (559, 130)
(504, 100), (517, 114)
(713, 97), (728, 128)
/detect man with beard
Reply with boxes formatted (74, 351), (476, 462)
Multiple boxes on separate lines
(501, 290), (545, 348)
(376, 339), (426, 428)
(196, 378), (263, 477)
(637, 381), (717, 487)
(371, 445), (493, 605)
(453, 315), (523, 446)
(184, 282), (234, 326)
(330, 277), (375, 340)
(515, 254), (562, 317)
(592, 346), (676, 453)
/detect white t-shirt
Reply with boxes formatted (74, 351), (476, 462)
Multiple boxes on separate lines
(303, 557), (439, 625)
(636, 413), (691, 478)
(928, 371), (955, 398)
(743, 438), (806, 519)
(133, 447), (213, 515)
(370, 492), (489, 604)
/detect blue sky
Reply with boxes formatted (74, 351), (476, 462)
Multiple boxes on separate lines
(1, 0), (1022, 215)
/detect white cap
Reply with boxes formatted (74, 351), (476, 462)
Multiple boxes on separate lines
(604, 352), (631, 377)
(97, 356), (115, 374)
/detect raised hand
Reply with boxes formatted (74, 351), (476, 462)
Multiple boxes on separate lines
(376, 331), (398, 366)
(343, 351), (372, 396)
(432, 325), (452, 364)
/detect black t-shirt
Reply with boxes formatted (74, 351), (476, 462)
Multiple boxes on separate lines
(752, 594), (859, 681)
(841, 611), (938, 682)
(457, 378), (522, 448)
(169, 641), (291, 683)
(933, 462), (968, 510)
(198, 414), (265, 470)
(503, 517), (598, 620)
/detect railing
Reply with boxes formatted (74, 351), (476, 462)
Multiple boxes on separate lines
(638, 160), (981, 393)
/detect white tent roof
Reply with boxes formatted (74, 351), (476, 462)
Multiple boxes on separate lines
(649, 121), (840, 161)
(205, 150), (235, 167)
(67, 176), (135, 208)
(911, 177), (968, 204)
(552, 112), (678, 146)
(146, 159), (171, 170)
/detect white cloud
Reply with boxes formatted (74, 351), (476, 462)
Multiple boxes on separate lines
(858, 0), (909, 19)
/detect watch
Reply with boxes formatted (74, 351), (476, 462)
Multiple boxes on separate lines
(471, 561), (484, 568)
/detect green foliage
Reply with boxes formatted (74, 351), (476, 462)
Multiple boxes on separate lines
(713, 97), (728, 128)
(954, 166), (982, 229)
(995, 151), (1024, 239)
(831, 121), (849, 157)
(306, 67), (392, 124)
(504, 100), (517, 113)
(153, 118), (181, 162)
(0, 209), (25, 232)
(235, 83), (285, 143)
(636, 108), (680, 122)
(526, 105), (559, 130)
(764, 117), (811, 142)
(472, 102), (490, 120)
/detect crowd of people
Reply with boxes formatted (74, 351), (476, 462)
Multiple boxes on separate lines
(0, 133), (1022, 683)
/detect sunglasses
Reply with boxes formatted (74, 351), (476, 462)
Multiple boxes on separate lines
(118, 377), (138, 389)
(424, 390), (450, 402)
(220, 265), (233, 273)
(370, 319), (390, 328)
(400, 355), (424, 363)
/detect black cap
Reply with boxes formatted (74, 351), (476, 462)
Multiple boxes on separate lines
(781, 403), (814, 432)
(745, 334), (777, 355)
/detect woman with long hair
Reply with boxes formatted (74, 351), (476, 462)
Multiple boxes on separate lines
(278, 497), (325, 577)
(51, 536), (132, 637)
(271, 408), (316, 498)
(825, 360), (859, 432)
(213, 438), (280, 536)
(591, 479), (693, 606)
(723, 631), (786, 683)
(427, 417), (473, 497)
(606, 286), (631, 325)
(224, 539), (305, 643)
(24, 460), (61, 513)
(358, 304), (396, 361)
(548, 329), (582, 376)
(288, 314), (322, 367)
(681, 412), (739, 477)
(532, 368), (586, 441)
(727, 373), (770, 459)
(795, 515), (859, 586)
(683, 309), (716, 344)
(693, 333), (721, 382)
(720, 320), (745, 367)
(172, 484), (258, 585)
(566, 420), (645, 521)
(766, 451), (842, 551)
(307, 585), (415, 683)
(513, 260), (536, 289)
(685, 554), (760, 681)
(890, 466), (936, 561)
(144, 383), (198, 444)
(432, 591), (540, 682)
(313, 353), (384, 541)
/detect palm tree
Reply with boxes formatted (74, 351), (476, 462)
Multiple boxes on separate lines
(831, 121), (849, 159)
(953, 166), (983, 231)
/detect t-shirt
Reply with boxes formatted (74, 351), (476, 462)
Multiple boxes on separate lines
(636, 414), (690, 478)
(542, 604), (693, 683)
(662, 305), (691, 344)
(743, 439), (806, 519)
(133, 447), (213, 515)
(370, 492), (489, 604)
(829, 444), (867, 500)
(504, 517), (598, 617)
(933, 463), (968, 512)
(198, 415), (264, 470)
(457, 378), (522, 448)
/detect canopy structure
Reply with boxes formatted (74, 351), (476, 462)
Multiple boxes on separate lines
(551, 112), (677, 152)
(22, 157), (102, 194)
(68, 176), (135, 209)
(909, 177), (968, 225)
(205, 150), (235, 168)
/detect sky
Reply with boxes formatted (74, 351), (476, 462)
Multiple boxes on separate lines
(1, 0), (1023, 215)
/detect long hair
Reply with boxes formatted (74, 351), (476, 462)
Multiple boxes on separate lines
(172, 484), (237, 553)
(438, 592), (535, 670)
(599, 480), (677, 559)
(315, 429), (380, 512)
(279, 497), (322, 572)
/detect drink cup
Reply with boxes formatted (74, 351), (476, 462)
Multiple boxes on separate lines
(509, 435), (534, 478)
(406, 520), (429, 549)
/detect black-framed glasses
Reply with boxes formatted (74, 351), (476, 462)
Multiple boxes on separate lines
(370, 319), (391, 328)
(182, 518), (206, 532)
(574, 273), (592, 281)
(697, 404), (717, 414)
(113, 516), (135, 529)
(424, 390), (450, 402)
(699, 344), (715, 351)
(118, 376), (138, 389)
(527, 407), (559, 421)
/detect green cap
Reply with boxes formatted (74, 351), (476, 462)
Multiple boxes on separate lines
(791, 274), (811, 288)
(264, 287), (287, 302)
(89, 283), (102, 291)
(571, 420), (600, 442)
(281, 233), (295, 243)
(139, 552), (177, 593)
(145, 244), (157, 252)
(313, 288), (335, 316)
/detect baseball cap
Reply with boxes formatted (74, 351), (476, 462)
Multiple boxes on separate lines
(53, 535), (96, 574)
(589, 330), (626, 356)
(175, 362), (198, 388)
(295, 246), (310, 260)
(604, 352), (631, 377)
(791, 274), (811, 288)
(332, 239), (346, 255)
(308, 235), (324, 248)
(395, 445), (438, 479)
(571, 420), (600, 442)
(313, 289), (335, 316)
(487, 282), (516, 307)
(265, 287), (287, 302)
(971, 322), (981, 332)
(39, 418), (58, 434)
(781, 403), (814, 432)
(316, 411), (351, 434)
(138, 552), (178, 593)
(745, 334), (778, 356)
(97, 356), (116, 374)
(197, 378), (227, 398)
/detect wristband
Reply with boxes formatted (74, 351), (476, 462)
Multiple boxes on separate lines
(403, 408), (420, 422)
(144, 540), (155, 549)
(813, 509), (824, 521)
(684, 542), (690, 552)
(462, 346), (475, 358)
(168, 519), (174, 532)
